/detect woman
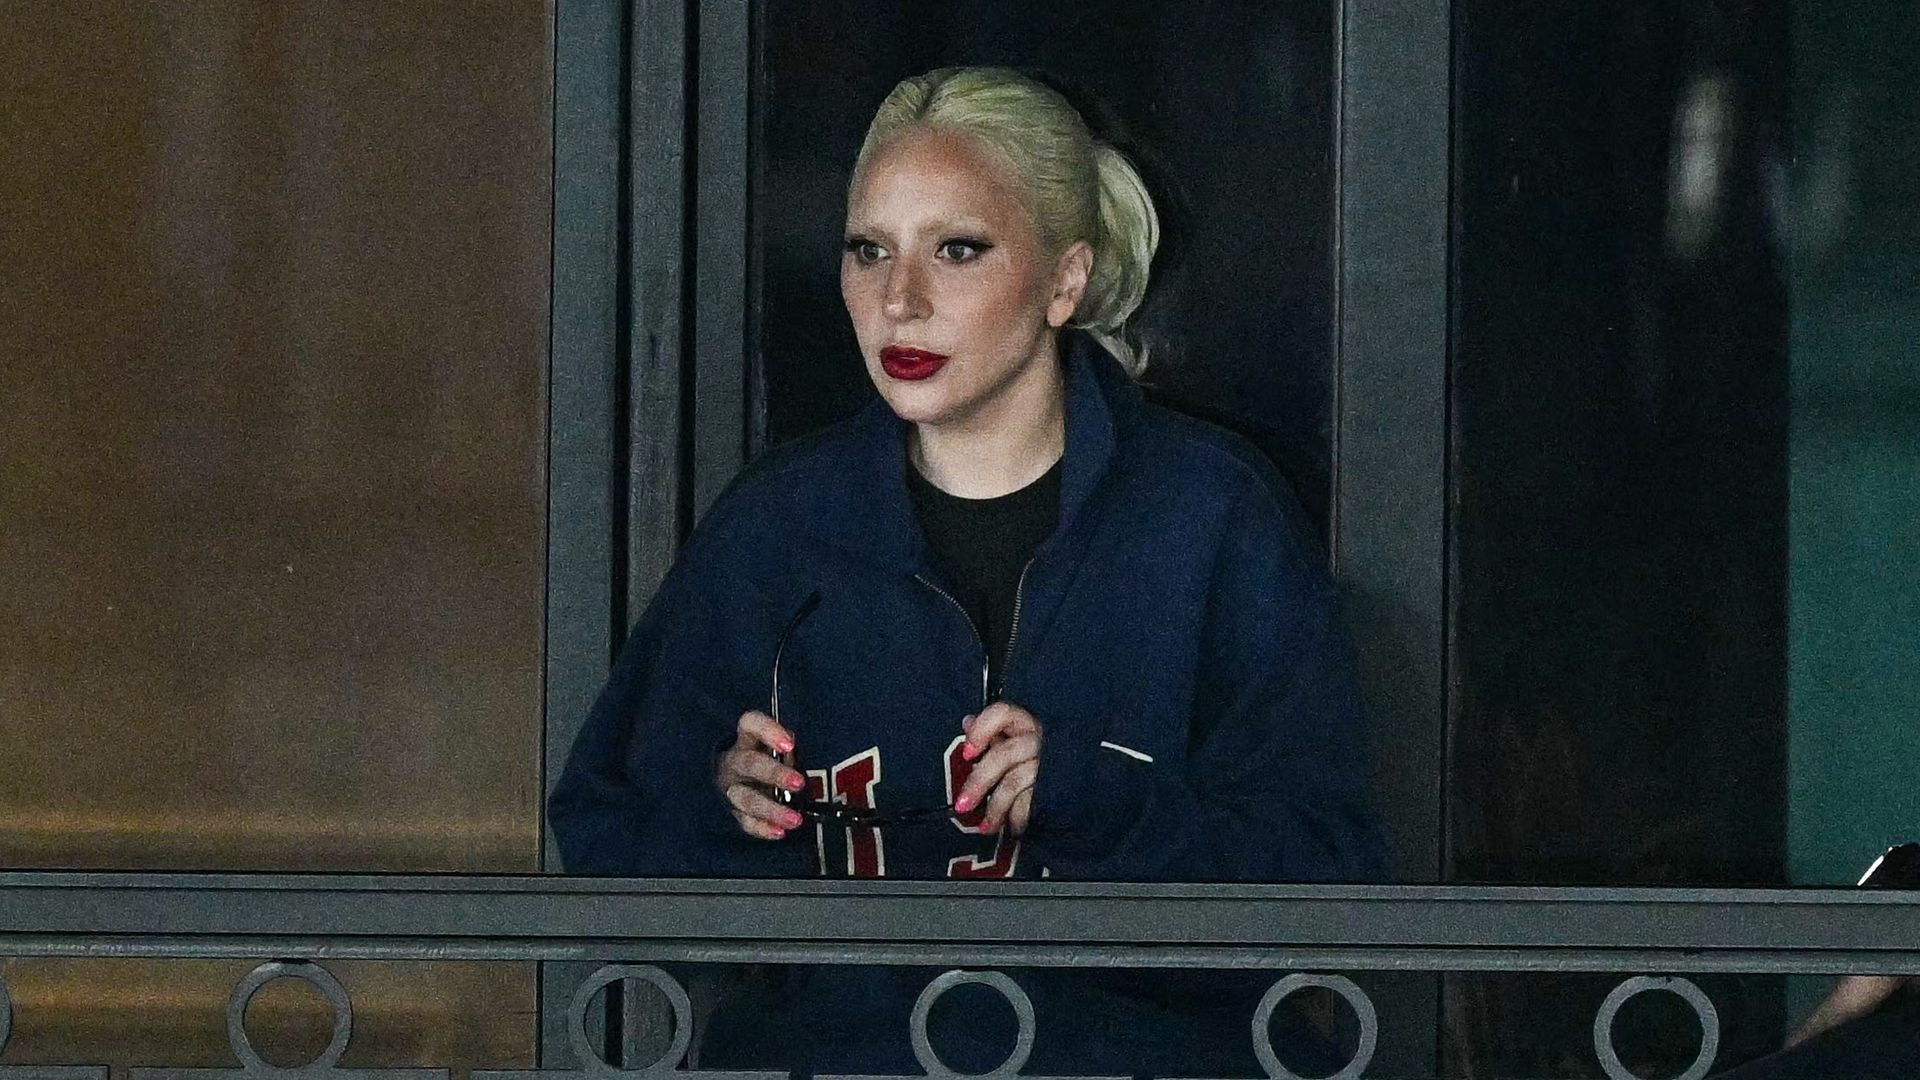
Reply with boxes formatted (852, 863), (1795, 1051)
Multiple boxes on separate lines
(549, 66), (1383, 1075)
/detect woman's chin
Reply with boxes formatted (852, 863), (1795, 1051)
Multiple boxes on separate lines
(873, 379), (964, 426)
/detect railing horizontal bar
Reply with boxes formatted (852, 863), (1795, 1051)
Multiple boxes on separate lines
(2, 875), (1919, 953)
(4, 872), (1913, 902)
(0, 935), (1918, 974)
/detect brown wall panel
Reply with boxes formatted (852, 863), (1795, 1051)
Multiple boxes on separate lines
(0, 2), (555, 1071)
(0, 3), (551, 873)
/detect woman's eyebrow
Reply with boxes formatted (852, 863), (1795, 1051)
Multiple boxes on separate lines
(921, 217), (993, 236)
(843, 219), (994, 240)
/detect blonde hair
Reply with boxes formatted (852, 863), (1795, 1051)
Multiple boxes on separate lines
(852, 67), (1162, 378)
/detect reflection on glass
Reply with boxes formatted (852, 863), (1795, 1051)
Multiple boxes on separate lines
(1445, 0), (1919, 1070)
(1786, 0), (1920, 891)
(1783, 0), (1920, 1047)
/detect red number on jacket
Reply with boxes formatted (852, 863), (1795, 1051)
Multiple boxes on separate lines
(943, 735), (1020, 878)
(830, 748), (884, 877)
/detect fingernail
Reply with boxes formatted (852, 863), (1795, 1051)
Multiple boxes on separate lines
(961, 742), (979, 761)
(771, 827), (787, 839)
(953, 793), (975, 813)
(775, 738), (794, 753)
(783, 810), (804, 828)
(784, 774), (804, 791)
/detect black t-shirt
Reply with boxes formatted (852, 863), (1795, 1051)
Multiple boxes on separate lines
(905, 454), (1062, 696)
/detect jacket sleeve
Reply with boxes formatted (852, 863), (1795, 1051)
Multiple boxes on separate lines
(546, 510), (809, 879)
(1024, 479), (1388, 884)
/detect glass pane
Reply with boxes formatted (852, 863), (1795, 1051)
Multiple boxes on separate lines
(1448, 0), (1918, 1071)
(0, 2), (551, 1073)
(1785, 0), (1920, 891)
(1450, 0), (1917, 890)
(1449, 1), (1793, 889)
(0, 3), (549, 874)
(1784, 0), (1920, 1042)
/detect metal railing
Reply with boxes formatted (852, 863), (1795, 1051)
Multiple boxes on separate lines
(2, 874), (1917, 1079)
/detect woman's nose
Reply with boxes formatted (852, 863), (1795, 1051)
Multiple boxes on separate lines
(882, 262), (930, 321)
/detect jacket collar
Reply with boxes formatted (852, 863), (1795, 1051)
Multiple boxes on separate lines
(806, 331), (1142, 574)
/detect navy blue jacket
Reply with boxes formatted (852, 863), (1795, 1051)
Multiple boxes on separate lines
(549, 333), (1385, 1073)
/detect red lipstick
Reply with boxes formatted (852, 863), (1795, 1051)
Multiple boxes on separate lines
(880, 345), (949, 381)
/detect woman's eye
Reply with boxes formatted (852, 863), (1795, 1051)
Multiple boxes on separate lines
(843, 239), (884, 265)
(939, 239), (990, 262)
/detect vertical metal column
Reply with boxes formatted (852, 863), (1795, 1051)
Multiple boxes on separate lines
(670, 0), (754, 1061)
(1336, 0), (1450, 886)
(689, 0), (751, 520)
(627, 0), (691, 610)
(622, 0), (698, 1064)
(1334, 0), (1451, 1073)
(545, 0), (635, 1067)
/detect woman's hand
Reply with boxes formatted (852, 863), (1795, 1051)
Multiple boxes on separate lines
(716, 710), (808, 840)
(954, 702), (1043, 836)
(1787, 975), (1913, 1048)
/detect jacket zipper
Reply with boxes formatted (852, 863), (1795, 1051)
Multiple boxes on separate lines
(916, 556), (1036, 704)
(914, 574), (989, 708)
(999, 559), (1035, 698)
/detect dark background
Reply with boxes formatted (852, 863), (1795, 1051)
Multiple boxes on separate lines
(1446, 0), (1792, 1073)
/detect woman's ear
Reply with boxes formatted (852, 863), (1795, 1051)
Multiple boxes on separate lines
(1046, 240), (1094, 328)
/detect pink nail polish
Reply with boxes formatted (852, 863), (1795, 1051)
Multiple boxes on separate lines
(783, 810), (804, 828)
(961, 743), (979, 762)
(775, 738), (794, 753)
(954, 793), (974, 813)
(784, 774), (804, 791)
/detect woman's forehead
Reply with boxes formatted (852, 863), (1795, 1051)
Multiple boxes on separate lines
(847, 129), (1036, 235)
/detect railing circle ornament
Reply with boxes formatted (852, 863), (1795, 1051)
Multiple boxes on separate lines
(566, 964), (693, 1078)
(225, 960), (354, 1073)
(1251, 973), (1378, 1080)
(1593, 975), (1721, 1080)
(909, 970), (1036, 1079)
